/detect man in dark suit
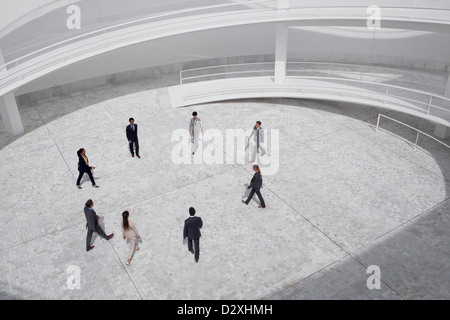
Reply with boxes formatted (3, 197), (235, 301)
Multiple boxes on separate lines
(126, 117), (140, 158)
(183, 207), (203, 263)
(84, 199), (114, 251)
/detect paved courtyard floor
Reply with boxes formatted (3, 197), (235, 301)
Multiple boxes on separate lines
(0, 77), (449, 299)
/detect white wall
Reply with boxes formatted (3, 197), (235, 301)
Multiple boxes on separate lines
(288, 26), (450, 70)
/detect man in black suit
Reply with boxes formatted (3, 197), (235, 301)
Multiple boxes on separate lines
(126, 117), (140, 158)
(84, 199), (114, 251)
(183, 207), (203, 263)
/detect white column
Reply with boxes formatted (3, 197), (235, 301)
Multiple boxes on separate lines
(444, 70), (450, 97)
(0, 48), (24, 136)
(434, 124), (450, 139)
(434, 70), (450, 139)
(277, 0), (290, 10)
(274, 23), (288, 84)
(0, 93), (24, 135)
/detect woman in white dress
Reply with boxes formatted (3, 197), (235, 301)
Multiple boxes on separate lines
(122, 211), (140, 266)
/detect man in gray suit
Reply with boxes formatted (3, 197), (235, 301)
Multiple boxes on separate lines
(248, 121), (266, 163)
(189, 111), (203, 155)
(84, 199), (114, 251)
(183, 207), (203, 263)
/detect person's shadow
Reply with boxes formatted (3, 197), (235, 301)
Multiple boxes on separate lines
(126, 236), (143, 261)
(242, 183), (262, 206)
(79, 169), (100, 186)
(90, 216), (109, 244)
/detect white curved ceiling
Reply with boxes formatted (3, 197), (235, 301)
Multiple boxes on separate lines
(0, 0), (81, 37)
(1, 0), (450, 98)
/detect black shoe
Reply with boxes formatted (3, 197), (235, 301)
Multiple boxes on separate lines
(132, 153), (135, 157)
(137, 155), (141, 159)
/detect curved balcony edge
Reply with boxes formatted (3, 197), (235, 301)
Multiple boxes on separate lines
(2, 6), (450, 96)
(167, 77), (450, 128)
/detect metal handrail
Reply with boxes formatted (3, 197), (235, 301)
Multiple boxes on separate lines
(181, 61), (446, 91)
(182, 70), (275, 83)
(177, 71), (450, 123)
(180, 62), (275, 84)
(179, 61), (450, 107)
(288, 76), (450, 116)
(375, 113), (450, 150)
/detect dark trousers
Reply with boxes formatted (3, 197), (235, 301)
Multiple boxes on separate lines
(76, 169), (96, 186)
(188, 238), (200, 261)
(129, 139), (139, 156)
(245, 188), (266, 208)
(86, 226), (109, 251)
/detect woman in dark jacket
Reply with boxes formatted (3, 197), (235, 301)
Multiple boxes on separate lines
(76, 148), (99, 189)
(242, 165), (265, 208)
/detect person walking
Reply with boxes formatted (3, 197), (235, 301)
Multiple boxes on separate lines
(183, 207), (203, 263)
(84, 199), (114, 251)
(122, 211), (141, 266)
(76, 148), (99, 189)
(189, 111), (203, 155)
(242, 165), (266, 208)
(126, 117), (140, 158)
(248, 121), (266, 163)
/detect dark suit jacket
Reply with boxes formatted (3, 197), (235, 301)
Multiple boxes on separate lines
(248, 172), (263, 190)
(78, 155), (92, 172)
(126, 124), (138, 142)
(183, 216), (203, 240)
(84, 207), (98, 231)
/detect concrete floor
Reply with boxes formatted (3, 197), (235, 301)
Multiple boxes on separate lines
(0, 77), (449, 300)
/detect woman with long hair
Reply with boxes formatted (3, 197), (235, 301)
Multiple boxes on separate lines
(122, 211), (140, 266)
(76, 148), (99, 189)
(242, 165), (266, 208)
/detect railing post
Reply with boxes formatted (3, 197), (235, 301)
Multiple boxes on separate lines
(376, 113), (381, 133)
(0, 50), (6, 75)
(434, 124), (450, 139)
(426, 96), (432, 115)
(434, 67), (450, 138)
(413, 131), (420, 150)
(0, 47), (25, 136)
